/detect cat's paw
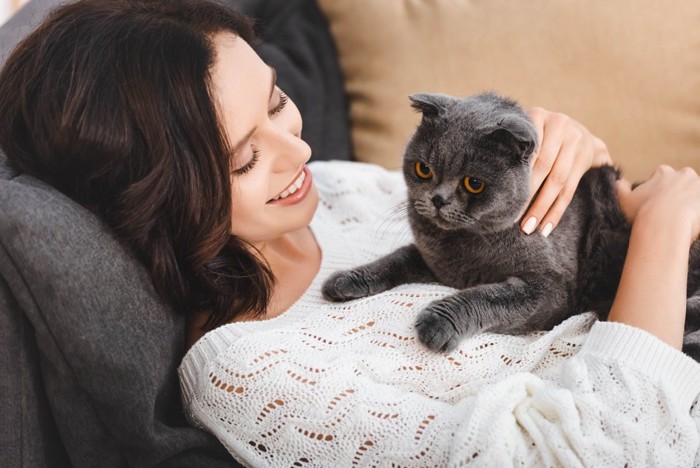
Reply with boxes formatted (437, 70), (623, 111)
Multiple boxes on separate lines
(415, 305), (462, 352)
(321, 270), (373, 302)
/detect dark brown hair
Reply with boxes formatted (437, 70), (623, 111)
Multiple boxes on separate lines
(0, 0), (273, 330)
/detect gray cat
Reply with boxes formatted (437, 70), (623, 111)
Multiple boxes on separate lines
(322, 92), (700, 357)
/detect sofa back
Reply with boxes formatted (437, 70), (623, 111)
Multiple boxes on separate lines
(318, 0), (700, 181)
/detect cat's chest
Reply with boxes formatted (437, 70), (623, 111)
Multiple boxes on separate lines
(414, 227), (531, 288)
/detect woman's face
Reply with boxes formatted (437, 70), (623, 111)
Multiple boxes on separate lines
(210, 33), (318, 245)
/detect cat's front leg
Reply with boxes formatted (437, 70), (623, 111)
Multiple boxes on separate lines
(415, 277), (551, 352)
(322, 244), (436, 302)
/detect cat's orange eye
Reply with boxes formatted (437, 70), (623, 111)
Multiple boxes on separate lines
(464, 177), (485, 194)
(415, 162), (433, 179)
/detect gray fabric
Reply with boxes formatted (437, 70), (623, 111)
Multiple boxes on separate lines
(0, 150), (237, 467)
(0, 0), (61, 64)
(0, 275), (70, 467)
(0, 0), (352, 466)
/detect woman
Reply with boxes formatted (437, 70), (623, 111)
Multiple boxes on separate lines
(1, 0), (699, 466)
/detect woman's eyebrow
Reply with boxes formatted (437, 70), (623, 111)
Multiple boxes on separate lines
(231, 67), (279, 155)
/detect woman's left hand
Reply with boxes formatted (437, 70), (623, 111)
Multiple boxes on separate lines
(519, 107), (612, 237)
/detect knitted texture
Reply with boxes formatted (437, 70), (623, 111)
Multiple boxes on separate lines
(180, 161), (700, 467)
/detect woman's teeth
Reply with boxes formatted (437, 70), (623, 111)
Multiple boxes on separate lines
(272, 171), (305, 200)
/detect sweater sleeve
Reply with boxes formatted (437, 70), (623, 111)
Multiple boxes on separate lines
(449, 321), (700, 466)
(181, 320), (700, 467)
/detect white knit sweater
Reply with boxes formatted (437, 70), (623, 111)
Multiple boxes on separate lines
(180, 161), (700, 467)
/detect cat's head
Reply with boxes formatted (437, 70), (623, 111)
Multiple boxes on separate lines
(402, 92), (537, 234)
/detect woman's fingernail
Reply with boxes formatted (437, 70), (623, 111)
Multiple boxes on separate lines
(541, 222), (553, 238)
(522, 216), (537, 234)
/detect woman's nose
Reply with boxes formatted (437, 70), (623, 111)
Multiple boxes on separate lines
(269, 127), (311, 171)
(287, 133), (311, 165)
(277, 107), (311, 166)
(285, 99), (303, 139)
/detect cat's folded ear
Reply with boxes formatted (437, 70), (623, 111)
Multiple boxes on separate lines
(409, 93), (453, 119)
(478, 114), (538, 161)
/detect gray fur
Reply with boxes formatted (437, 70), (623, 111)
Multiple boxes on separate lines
(322, 92), (700, 358)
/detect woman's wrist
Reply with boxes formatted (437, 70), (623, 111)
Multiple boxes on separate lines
(607, 208), (690, 348)
(635, 201), (695, 248)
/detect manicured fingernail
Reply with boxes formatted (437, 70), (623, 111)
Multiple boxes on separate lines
(522, 216), (537, 235)
(541, 222), (553, 238)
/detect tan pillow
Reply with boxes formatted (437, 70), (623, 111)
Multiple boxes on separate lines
(318, 0), (700, 181)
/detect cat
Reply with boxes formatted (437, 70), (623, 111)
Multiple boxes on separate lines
(322, 91), (700, 358)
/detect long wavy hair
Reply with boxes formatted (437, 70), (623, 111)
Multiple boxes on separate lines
(0, 0), (274, 331)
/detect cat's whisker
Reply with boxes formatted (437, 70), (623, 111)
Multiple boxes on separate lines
(371, 201), (415, 250)
(391, 221), (414, 250)
(387, 201), (410, 222)
(374, 201), (409, 235)
(388, 203), (415, 249)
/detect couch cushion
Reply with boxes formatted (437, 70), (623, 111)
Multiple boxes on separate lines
(0, 275), (70, 468)
(0, 150), (238, 467)
(0, 1), (242, 464)
(318, 0), (700, 181)
(0, 0), (58, 63)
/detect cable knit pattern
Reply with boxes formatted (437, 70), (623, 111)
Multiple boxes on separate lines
(180, 161), (700, 467)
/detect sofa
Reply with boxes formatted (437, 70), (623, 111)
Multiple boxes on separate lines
(1, 0), (698, 466)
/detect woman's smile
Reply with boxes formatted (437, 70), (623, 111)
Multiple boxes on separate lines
(267, 165), (313, 205)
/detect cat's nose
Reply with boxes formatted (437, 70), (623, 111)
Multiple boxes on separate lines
(431, 195), (448, 209)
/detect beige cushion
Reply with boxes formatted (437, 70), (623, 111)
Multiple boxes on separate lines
(318, 0), (700, 181)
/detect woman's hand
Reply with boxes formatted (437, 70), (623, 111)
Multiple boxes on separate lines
(616, 165), (700, 245)
(609, 165), (700, 348)
(520, 107), (612, 237)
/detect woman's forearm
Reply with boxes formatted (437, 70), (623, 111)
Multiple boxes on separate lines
(607, 211), (691, 349)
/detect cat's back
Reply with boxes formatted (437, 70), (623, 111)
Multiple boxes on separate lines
(575, 166), (624, 223)
(549, 165), (625, 250)
(567, 166), (631, 314)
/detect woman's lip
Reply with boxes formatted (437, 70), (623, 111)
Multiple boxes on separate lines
(266, 166), (312, 206)
(272, 167), (304, 199)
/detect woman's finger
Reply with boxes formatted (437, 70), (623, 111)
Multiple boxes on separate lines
(521, 108), (613, 237)
(527, 115), (567, 202)
(521, 138), (577, 235)
(614, 177), (636, 223)
(527, 106), (546, 155)
(537, 168), (583, 236)
(592, 136), (613, 167)
(534, 131), (594, 233)
(614, 177), (633, 197)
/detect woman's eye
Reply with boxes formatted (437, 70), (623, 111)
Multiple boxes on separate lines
(269, 90), (288, 117)
(464, 177), (485, 194)
(415, 162), (432, 180)
(233, 150), (260, 175)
